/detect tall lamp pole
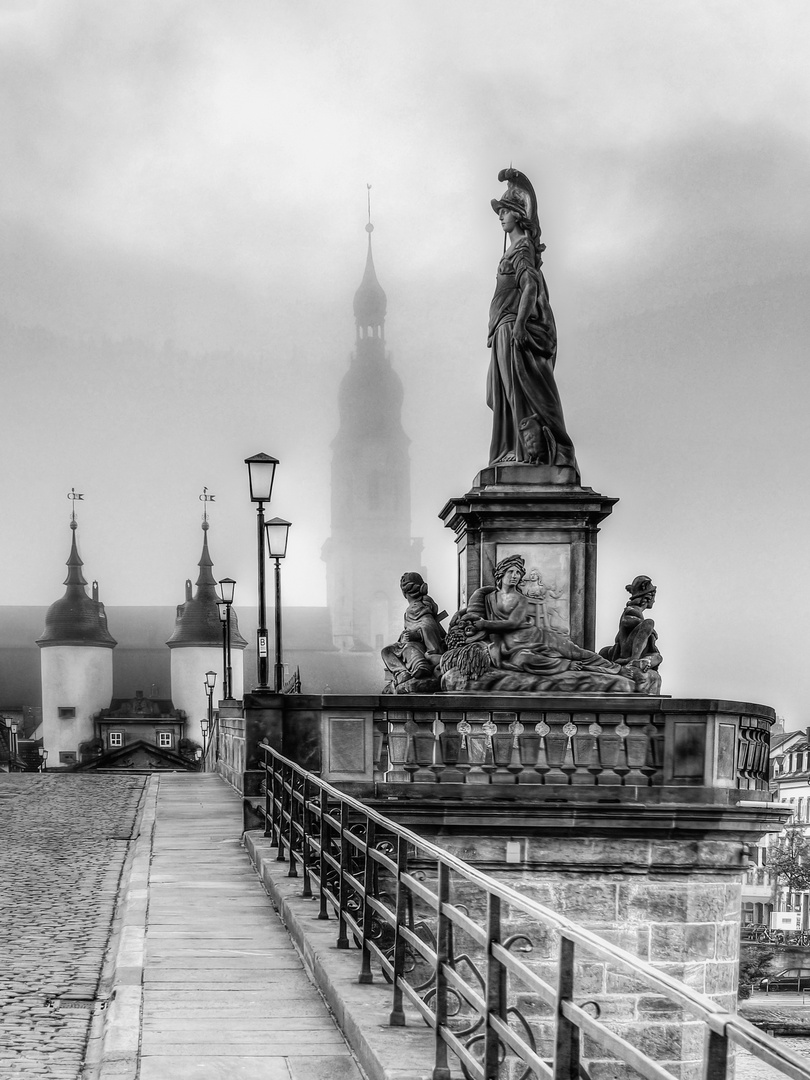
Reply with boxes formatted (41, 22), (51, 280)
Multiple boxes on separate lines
(204, 670), (216, 767)
(200, 717), (209, 770)
(245, 454), (279, 690)
(265, 518), (291, 693)
(3, 717), (14, 772)
(217, 578), (236, 700)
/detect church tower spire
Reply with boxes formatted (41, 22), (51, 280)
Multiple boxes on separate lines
(37, 494), (116, 767)
(322, 195), (423, 673)
(167, 495), (247, 742)
(353, 192), (387, 340)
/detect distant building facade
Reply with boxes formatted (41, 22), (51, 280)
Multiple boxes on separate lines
(322, 221), (423, 659)
(741, 723), (810, 929)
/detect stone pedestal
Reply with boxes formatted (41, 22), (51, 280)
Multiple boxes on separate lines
(439, 467), (617, 649)
(369, 794), (788, 1080)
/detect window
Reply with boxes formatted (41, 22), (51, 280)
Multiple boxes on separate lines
(59, 752), (76, 765)
(158, 733), (173, 749)
(58, 707), (76, 719)
(109, 732), (123, 747)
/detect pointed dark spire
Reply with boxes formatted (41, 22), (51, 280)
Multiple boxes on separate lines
(37, 519), (117, 648)
(196, 520), (218, 592)
(64, 519), (88, 589)
(353, 202), (387, 337)
(167, 517), (247, 649)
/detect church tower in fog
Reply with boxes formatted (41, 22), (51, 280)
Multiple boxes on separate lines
(37, 512), (116, 766)
(322, 212), (422, 654)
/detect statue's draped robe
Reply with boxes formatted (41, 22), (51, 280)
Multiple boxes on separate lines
(466, 586), (636, 693)
(487, 237), (578, 470)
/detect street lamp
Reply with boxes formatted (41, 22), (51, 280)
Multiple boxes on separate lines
(217, 577), (236, 700)
(3, 717), (13, 768)
(4, 717), (16, 772)
(245, 454), (279, 690)
(38, 747), (48, 773)
(265, 517), (291, 693)
(204, 670), (216, 768)
(200, 717), (210, 769)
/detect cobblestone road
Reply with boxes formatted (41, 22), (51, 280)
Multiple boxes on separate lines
(0, 773), (147, 1079)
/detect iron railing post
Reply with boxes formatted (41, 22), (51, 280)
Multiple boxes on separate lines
(432, 860), (452, 1080)
(287, 770), (299, 878)
(483, 893), (506, 1079)
(704, 1027), (730, 1080)
(300, 774), (312, 898)
(275, 760), (287, 863)
(553, 935), (579, 1080)
(359, 818), (375, 984)
(337, 801), (351, 949)
(318, 787), (330, 920)
(264, 744), (272, 838)
(389, 834), (408, 1027)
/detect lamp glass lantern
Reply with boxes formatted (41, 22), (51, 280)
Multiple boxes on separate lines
(217, 601), (228, 623)
(200, 717), (210, 736)
(265, 517), (291, 559)
(3, 717), (11, 731)
(218, 577), (236, 604)
(245, 454), (279, 503)
(204, 670), (217, 692)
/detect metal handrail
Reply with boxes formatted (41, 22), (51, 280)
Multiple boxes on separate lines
(282, 666), (302, 694)
(260, 743), (810, 1080)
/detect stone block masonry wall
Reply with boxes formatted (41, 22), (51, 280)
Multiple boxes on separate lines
(383, 816), (778, 1080)
(217, 707), (246, 793)
(0, 773), (147, 1079)
(406, 858), (741, 1080)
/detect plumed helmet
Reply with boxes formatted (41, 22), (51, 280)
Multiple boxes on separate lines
(491, 167), (541, 236)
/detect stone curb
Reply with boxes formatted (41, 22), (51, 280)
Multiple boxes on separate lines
(84, 776), (158, 1080)
(244, 829), (451, 1080)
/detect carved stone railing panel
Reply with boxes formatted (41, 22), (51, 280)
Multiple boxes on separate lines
(370, 696), (771, 791)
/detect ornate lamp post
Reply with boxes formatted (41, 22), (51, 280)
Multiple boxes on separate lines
(204, 670), (216, 767)
(265, 517), (291, 693)
(4, 717), (16, 772)
(217, 577), (236, 700)
(245, 454), (279, 690)
(200, 717), (210, 770)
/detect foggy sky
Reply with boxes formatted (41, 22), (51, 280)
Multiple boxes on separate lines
(2, 1), (809, 722)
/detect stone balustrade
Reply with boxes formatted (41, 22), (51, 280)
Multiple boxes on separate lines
(227, 692), (774, 801)
(374, 695), (772, 791)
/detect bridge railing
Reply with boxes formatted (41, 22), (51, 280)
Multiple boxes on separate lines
(259, 743), (810, 1080)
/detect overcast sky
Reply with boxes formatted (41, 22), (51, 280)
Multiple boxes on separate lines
(2, 0), (809, 723)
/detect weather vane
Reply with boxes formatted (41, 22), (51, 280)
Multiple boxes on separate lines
(67, 488), (84, 524)
(366, 183), (373, 234)
(199, 486), (216, 524)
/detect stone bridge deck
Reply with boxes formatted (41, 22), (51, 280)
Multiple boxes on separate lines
(99, 772), (365, 1080)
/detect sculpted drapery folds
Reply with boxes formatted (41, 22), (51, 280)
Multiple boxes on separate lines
(487, 168), (578, 474)
(441, 556), (659, 694)
(382, 573), (447, 694)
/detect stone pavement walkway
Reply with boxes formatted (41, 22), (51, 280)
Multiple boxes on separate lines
(0, 772), (147, 1080)
(99, 772), (365, 1080)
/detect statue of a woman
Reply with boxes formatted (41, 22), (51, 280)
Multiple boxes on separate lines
(487, 168), (578, 475)
(381, 573), (446, 694)
(442, 555), (652, 693)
